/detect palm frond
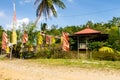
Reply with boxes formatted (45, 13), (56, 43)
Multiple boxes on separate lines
(34, 0), (40, 5)
(51, 5), (57, 17)
(53, 0), (66, 9)
(34, 0), (65, 24)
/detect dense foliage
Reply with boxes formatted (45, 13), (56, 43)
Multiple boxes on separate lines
(1, 17), (120, 60)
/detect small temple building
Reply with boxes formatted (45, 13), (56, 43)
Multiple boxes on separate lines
(69, 26), (108, 51)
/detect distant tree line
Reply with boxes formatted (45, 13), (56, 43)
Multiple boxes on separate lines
(0, 17), (120, 60)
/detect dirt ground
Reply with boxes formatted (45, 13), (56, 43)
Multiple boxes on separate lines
(0, 59), (120, 80)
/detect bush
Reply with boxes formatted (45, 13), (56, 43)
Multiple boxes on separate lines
(34, 44), (78, 59)
(88, 41), (107, 51)
(92, 51), (120, 61)
(34, 50), (48, 59)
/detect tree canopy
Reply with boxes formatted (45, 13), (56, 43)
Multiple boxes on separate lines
(34, 0), (65, 24)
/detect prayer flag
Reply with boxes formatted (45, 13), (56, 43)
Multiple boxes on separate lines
(37, 32), (43, 45)
(62, 32), (69, 51)
(46, 35), (50, 44)
(22, 31), (28, 44)
(12, 2), (17, 44)
(2, 32), (8, 50)
(51, 36), (55, 44)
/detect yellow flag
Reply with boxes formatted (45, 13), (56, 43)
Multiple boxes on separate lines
(51, 36), (55, 44)
(12, 31), (17, 44)
(61, 36), (63, 44)
(28, 45), (34, 52)
(6, 46), (10, 54)
(37, 33), (43, 45)
(12, 2), (17, 45)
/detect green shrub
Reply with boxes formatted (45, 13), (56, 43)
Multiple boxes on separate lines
(34, 49), (48, 58)
(92, 51), (120, 61)
(88, 41), (107, 51)
(34, 44), (78, 59)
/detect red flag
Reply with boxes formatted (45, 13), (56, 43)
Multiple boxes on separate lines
(22, 31), (28, 44)
(2, 32), (8, 50)
(62, 32), (69, 51)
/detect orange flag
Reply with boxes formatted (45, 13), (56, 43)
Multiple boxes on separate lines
(2, 32), (8, 50)
(62, 32), (69, 51)
(22, 31), (28, 44)
(46, 35), (50, 44)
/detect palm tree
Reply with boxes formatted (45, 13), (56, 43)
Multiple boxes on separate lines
(34, 0), (66, 24)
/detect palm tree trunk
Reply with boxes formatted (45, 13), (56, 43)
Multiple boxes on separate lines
(35, 16), (40, 25)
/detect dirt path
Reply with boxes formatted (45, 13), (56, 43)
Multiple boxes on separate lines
(0, 59), (120, 80)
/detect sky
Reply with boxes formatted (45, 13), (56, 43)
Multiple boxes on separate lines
(1, 0), (120, 30)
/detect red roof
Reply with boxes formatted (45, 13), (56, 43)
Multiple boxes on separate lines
(74, 27), (101, 35)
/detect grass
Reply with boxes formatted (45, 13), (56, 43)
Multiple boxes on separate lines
(0, 54), (120, 70)
(0, 54), (7, 60)
(29, 59), (120, 70)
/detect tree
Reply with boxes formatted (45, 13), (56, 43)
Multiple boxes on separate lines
(34, 0), (66, 24)
(0, 26), (4, 49)
(63, 25), (82, 34)
(86, 21), (94, 28)
(108, 26), (120, 51)
(41, 23), (47, 33)
(109, 17), (120, 26)
(26, 23), (37, 45)
(48, 25), (60, 36)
